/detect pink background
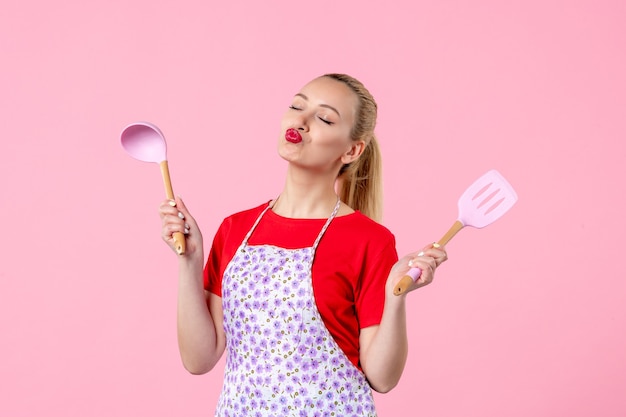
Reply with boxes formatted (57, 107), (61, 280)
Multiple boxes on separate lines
(2, 1), (624, 416)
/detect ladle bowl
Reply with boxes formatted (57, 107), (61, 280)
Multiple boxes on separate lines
(121, 122), (168, 163)
(120, 122), (186, 255)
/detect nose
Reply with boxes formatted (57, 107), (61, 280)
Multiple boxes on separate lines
(293, 111), (310, 132)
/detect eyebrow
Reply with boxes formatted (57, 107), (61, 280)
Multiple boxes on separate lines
(295, 93), (341, 118)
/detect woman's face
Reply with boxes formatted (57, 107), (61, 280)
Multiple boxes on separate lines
(278, 76), (363, 174)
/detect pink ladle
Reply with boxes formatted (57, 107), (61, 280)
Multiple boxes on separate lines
(120, 122), (186, 255)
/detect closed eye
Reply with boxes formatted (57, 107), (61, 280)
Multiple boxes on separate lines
(289, 105), (301, 111)
(318, 117), (333, 125)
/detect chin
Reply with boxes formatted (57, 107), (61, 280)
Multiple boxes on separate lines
(277, 140), (297, 162)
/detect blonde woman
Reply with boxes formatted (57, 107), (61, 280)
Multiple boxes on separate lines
(159, 73), (447, 416)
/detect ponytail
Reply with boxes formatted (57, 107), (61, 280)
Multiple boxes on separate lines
(337, 135), (383, 222)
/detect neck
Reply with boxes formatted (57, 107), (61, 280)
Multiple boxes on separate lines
(272, 165), (339, 219)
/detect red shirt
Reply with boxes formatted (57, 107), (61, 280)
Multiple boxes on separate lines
(204, 202), (398, 368)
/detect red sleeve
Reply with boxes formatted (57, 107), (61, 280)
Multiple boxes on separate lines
(203, 219), (227, 296)
(355, 235), (398, 329)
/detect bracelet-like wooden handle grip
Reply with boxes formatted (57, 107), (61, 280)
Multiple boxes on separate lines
(172, 231), (186, 255)
(160, 161), (186, 255)
(394, 275), (417, 296)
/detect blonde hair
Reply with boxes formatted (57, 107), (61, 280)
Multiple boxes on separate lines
(324, 73), (383, 222)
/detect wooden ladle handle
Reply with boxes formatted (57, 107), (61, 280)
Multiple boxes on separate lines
(160, 161), (186, 255)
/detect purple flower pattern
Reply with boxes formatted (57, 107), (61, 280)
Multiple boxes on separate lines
(215, 203), (377, 417)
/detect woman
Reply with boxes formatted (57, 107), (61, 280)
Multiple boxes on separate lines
(159, 73), (447, 416)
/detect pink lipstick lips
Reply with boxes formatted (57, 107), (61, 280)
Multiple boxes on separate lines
(285, 128), (302, 144)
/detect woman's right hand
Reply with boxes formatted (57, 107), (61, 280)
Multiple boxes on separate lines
(158, 196), (203, 259)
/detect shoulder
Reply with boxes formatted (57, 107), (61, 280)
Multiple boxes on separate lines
(323, 211), (397, 261)
(213, 201), (271, 239)
(334, 211), (395, 243)
(220, 201), (270, 226)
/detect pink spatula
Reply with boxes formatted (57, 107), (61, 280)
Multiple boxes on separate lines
(394, 169), (518, 296)
(120, 122), (186, 255)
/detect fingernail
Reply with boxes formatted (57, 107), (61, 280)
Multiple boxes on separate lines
(417, 251), (425, 257)
(184, 228), (189, 235)
(168, 200), (176, 207)
(185, 223), (190, 229)
(408, 259), (415, 267)
(178, 212), (185, 219)
(432, 243), (441, 248)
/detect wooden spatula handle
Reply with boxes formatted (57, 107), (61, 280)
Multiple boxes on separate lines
(436, 220), (464, 248)
(160, 161), (186, 255)
(393, 274), (421, 297)
(393, 220), (464, 296)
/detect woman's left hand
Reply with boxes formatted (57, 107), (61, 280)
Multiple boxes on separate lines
(386, 243), (448, 296)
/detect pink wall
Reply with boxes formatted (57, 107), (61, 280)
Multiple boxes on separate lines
(2, 0), (624, 416)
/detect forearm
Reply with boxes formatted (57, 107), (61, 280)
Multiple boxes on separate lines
(361, 295), (409, 393)
(176, 256), (221, 374)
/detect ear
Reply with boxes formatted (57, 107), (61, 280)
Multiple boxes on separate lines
(341, 140), (366, 164)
